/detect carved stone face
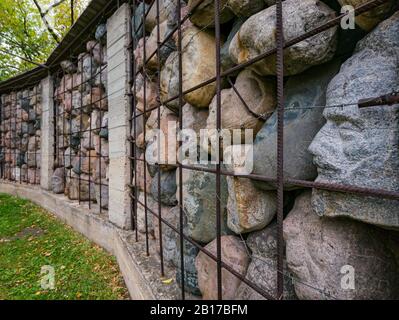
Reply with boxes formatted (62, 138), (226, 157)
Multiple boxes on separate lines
(308, 47), (399, 229)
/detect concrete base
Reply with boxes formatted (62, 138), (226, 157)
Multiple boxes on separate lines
(0, 181), (188, 300)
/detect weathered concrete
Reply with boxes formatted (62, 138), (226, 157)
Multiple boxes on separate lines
(107, 3), (132, 229)
(40, 76), (54, 191)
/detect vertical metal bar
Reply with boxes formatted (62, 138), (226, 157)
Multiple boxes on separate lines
(89, 47), (93, 209)
(99, 42), (103, 214)
(132, 0), (139, 242)
(78, 55), (83, 204)
(19, 90), (22, 184)
(155, 0), (165, 277)
(176, 0), (185, 300)
(275, 0), (285, 300)
(34, 85), (37, 184)
(214, 0), (223, 301)
(142, 0), (150, 256)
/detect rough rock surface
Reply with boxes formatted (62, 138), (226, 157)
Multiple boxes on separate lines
(206, 69), (276, 148)
(252, 61), (340, 190)
(227, 0), (266, 17)
(150, 169), (178, 206)
(159, 206), (201, 295)
(284, 192), (399, 300)
(51, 168), (65, 194)
(182, 26), (218, 108)
(229, 0), (338, 75)
(227, 174), (276, 234)
(195, 236), (250, 300)
(160, 52), (182, 110)
(236, 222), (297, 300)
(177, 166), (230, 243)
(309, 12), (399, 230)
(188, 0), (234, 28)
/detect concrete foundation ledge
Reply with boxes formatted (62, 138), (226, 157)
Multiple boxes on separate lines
(0, 181), (186, 300)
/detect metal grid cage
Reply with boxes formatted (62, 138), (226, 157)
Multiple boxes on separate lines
(0, 85), (42, 185)
(127, 0), (399, 300)
(52, 21), (109, 213)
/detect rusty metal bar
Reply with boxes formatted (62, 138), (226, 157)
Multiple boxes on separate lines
(275, 0), (285, 300)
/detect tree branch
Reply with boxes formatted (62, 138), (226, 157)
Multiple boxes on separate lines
(43, 0), (68, 16)
(31, 0), (60, 43)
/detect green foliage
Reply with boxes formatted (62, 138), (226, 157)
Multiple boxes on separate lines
(0, 0), (89, 82)
(0, 193), (128, 300)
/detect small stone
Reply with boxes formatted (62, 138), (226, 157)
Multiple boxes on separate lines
(60, 60), (77, 74)
(95, 183), (109, 209)
(95, 23), (107, 43)
(51, 168), (65, 194)
(195, 236), (250, 300)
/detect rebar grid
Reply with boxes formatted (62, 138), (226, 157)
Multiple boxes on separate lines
(0, 85), (42, 185)
(129, 0), (398, 301)
(52, 22), (109, 214)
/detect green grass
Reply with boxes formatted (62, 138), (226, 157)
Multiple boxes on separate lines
(0, 193), (129, 300)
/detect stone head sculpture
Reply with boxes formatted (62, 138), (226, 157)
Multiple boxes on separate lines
(309, 12), (399, 230)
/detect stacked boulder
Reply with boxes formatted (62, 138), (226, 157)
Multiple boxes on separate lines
(52, 24), (109, 210)
(134, 0), (398, 300)
(0, 86), (42, 184)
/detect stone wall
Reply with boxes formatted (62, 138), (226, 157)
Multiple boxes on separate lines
(0, 0), (397, 300)
(131, 0), (399, 300)
(0, 86), (42, 184)
(52, 24), (109, 211)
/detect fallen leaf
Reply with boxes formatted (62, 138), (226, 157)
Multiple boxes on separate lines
(161, 278), (174, 285)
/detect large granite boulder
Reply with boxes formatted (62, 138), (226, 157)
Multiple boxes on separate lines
(227, 174), (276, 234)
(309, 12), (399, 230)
(177, 166), (231, 243)
(188, 0), (234, 28)
(338, 0), (397, 31)
(195, 235), (250, 300)
(236, 222), (297, 300)
(224, 144), (276, 234)
(284, 191), (399, 300)
(150, 169), (178, 206)
(182, 26), (219, 108)
(205, 69), (276, 150)
(252, 61), (340, 191)
(229, 0), (338, 76)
